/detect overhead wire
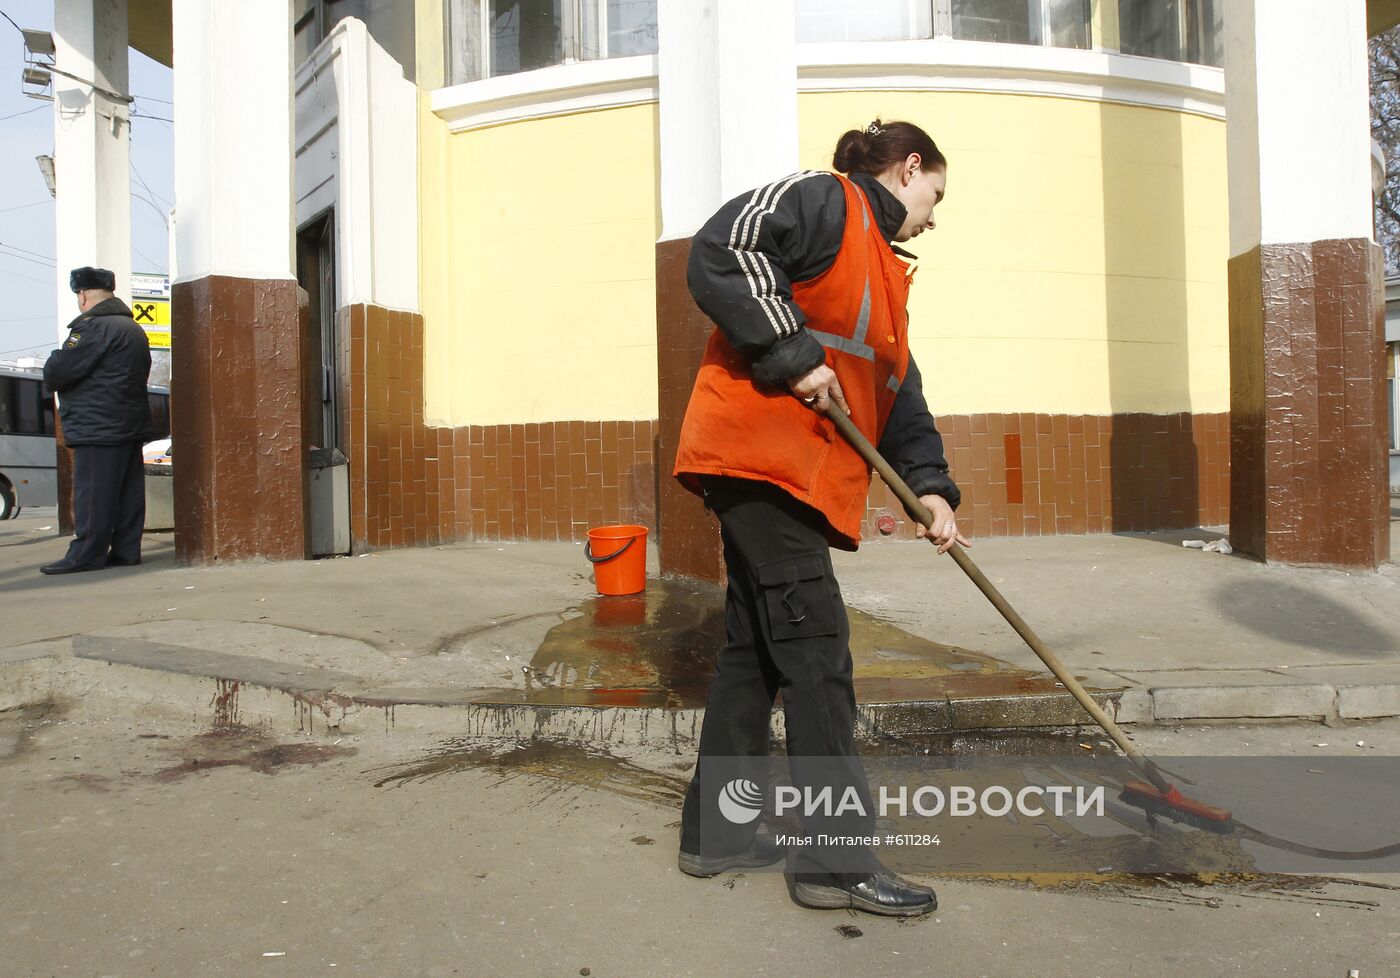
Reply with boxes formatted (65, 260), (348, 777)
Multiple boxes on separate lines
(0, 248), (56, 270)
(0, 105), (45, 123)
(0, 342), (56, 358)
(0, 199), (53, 214)
(130, 160), (172, 210)
(0, 240), (55, 263)
(0, 266), (55, 287)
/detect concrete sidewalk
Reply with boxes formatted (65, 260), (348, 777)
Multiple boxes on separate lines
(3, 503), (1399, 742)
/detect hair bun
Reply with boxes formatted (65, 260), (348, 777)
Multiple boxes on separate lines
(830, 119), (946, 176)
(832, 128), (873, 174)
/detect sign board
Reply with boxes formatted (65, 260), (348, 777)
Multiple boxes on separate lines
(131, 273), (170, 298)
(131, 271), (171, 349)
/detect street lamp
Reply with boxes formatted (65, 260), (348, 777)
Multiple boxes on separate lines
(35, 155), (55, 198)
(18, 26), (54, 101)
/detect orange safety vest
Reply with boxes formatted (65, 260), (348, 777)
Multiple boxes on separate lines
(674, 172), (914, 548)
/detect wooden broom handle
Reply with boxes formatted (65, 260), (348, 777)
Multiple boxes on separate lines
(824, 406), (1168, 792)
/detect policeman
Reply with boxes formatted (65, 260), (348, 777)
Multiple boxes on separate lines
(40, 267), (153, 575)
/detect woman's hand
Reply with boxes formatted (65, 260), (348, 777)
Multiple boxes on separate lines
(916, 494), (971, 554)
(788, 364), (850, 415)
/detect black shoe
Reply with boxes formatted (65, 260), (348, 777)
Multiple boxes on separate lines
(39, 560), (96, 575)
(790, 869), (938, 917)
(106, 556), (141, 566)
(678, 835), (785, 877)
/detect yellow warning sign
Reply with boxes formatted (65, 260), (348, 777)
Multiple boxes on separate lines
(132, 297), (171, 349)
(132, 299), (170, 327)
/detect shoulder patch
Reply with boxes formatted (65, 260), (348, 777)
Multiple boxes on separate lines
(64, 333), (80, 348)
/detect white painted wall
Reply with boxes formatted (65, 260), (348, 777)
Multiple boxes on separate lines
(173, 0), (295, 283)
(294, 18), (419, 311)
(53, 0), (131, 322)
(1226, 0), (1372, 257)
(657, 0), (800, 240)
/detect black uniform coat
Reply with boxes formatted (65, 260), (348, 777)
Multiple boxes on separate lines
(43, 296), (153, 445)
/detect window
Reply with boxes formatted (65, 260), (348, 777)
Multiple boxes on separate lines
(294, 0), (417, 79)
(1389, 343), (1398, 453)
(1119, 0), (1221, 67)
(951, 0), (1036, 45)
(148, 391), (171, 442)
(0, 376), (51, 437)
(797, 0), (932, 43)
(446, 0), (658, 84)
(794, 0), (1090, 50)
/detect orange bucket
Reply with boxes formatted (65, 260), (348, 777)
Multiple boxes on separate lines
(585, 524), (648, 596)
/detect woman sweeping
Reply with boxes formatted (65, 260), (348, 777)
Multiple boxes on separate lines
(673, 120), (966, 918)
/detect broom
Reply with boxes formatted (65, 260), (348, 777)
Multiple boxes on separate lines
(824, 406), (1234, 834)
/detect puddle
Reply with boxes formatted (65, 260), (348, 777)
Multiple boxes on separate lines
(475, 578), (1082, 712)
(152, 727), (357, 782)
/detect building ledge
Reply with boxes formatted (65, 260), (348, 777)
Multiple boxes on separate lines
(430, 55), (659, 132)
(428, 39), (1225, 134)
(797, 39), (1224, 119)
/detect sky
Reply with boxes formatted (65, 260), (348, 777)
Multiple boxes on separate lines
(0, 0), (173, 363)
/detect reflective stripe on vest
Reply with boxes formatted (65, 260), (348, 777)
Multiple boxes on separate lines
(674, 172), (914, 548)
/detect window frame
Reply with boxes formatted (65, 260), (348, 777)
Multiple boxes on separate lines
(1118, 0), (1222, 67)
(450, 0), (653, 84)
(933, 0), (1091, 48)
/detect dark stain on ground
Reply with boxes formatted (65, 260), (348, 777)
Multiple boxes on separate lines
(369, 738), (688, 808)
(631, 835), (654, 845)
(471, 577), (1084, 711)
(970, 871), (1397, 912)
(52, 772), (114, 793)
(152, 727), (357, 782)
(834, 924), (864, 939)
(368, 734), (1395, 910)
(211, 679), (241, 727)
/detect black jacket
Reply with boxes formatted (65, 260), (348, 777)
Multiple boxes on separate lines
(44, 297), (153, 445)
(687, 170), (960, 509)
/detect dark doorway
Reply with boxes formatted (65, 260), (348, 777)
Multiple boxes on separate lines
(297, 212), (340, 453)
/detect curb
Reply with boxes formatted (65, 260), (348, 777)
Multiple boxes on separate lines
(4, 638), (1396, 747)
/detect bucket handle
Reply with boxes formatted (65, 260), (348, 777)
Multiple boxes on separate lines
(584, 536), (637, 564)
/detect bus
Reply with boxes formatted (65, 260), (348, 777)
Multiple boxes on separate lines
(0, 361), (170, 519)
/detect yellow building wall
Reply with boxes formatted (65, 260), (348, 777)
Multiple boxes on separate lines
(798, 91), (1229, 416)
(419, 89), (1227, 426)
(419, 100), (662, 426)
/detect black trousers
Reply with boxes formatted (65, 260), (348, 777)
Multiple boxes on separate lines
(64, 442), (145, 568)
(681, 478), (875, 877)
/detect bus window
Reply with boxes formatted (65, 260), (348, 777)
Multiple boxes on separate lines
(0, 376), (13, 434)
(148, 391), (170, 440)
(15, 378), (42, 434)
(0, 376), (48, 436)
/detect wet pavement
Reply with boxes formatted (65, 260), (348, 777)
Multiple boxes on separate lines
(469, 577), (1115, 721)
(5, 504), (1400, 742)
(4, 706), (1397, 978)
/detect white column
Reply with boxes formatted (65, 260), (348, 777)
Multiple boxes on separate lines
(173, 0), (294, 284)
(1225, 0), (1372, 259)
(656, 0), (799, 240)
(52, 0), (130, 326)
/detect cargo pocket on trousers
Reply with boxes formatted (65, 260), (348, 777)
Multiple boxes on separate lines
(757, 553), (839, 642)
